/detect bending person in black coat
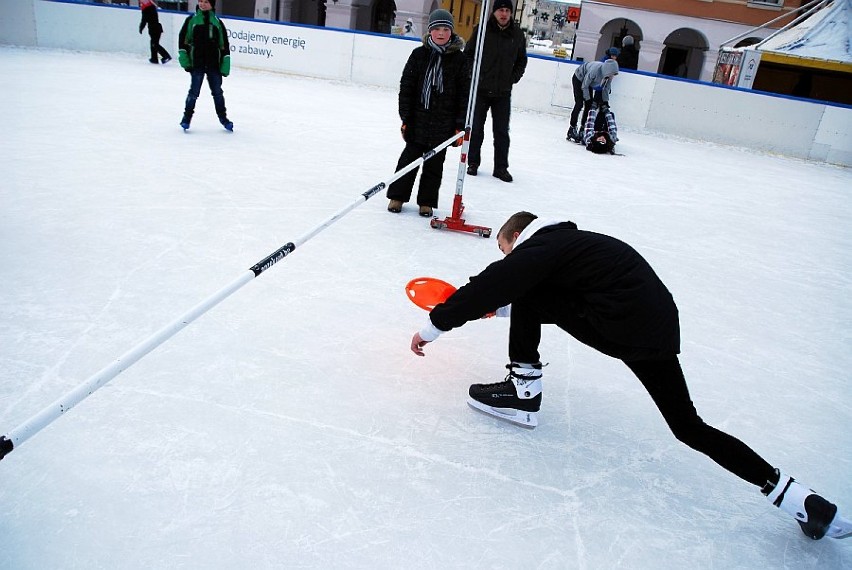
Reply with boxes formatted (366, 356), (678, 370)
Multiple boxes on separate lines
(409, 211), (848, 541)
(386, 9), (470, 217)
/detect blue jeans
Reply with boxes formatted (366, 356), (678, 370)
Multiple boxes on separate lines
(185, 68), (227, 118)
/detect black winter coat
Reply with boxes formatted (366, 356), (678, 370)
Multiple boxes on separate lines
(399, 36), (471, 148)
(618, 45), (639, 71)
(178, 9), (229, 71)
(464, 17), (527, 97)
(140, 6), (162, 37)
(429, 222), (681, 360)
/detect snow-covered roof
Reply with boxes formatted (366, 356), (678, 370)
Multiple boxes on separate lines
(757, 0), (851, 63)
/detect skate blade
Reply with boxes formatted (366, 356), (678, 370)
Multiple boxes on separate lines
(467, 399), (537, 429)
(827, 514), (852, 539)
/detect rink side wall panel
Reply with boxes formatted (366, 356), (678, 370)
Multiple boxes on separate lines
(2, 0), (850, 167)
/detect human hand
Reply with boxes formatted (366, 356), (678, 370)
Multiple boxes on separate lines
(410, 332), (429, 356)
(400, 123), (408, 141)
(453, 129), (463, 147)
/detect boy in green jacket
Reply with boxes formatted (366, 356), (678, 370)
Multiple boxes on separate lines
(178, 0), (233, 131)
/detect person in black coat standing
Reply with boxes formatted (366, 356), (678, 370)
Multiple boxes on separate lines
(386, 9), (470, 217)
(463, 0), (527, 182)
(618, 35), (639, 71)
(139, 0), (171, 64)
(409, 211), (848, 541)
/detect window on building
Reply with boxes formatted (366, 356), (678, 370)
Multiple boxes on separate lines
(748, 0), (784, 7)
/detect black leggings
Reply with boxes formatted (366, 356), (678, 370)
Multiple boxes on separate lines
(508, 298), (775, 487)
(625, 357), (775, 487)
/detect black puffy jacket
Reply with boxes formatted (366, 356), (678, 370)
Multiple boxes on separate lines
(398, 35), (471, 147)
(464, 17), (527, 97)
(430, 222), (681, 361)
(178, 9), (229, 71)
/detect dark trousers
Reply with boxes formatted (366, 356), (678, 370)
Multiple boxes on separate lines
(185, 68), (227, 118)
(569, 75), (592, 129)
(387, 143), (447, 208)
(508, 296), (776, 488)
(468, 92), (511, 170)
(149, 31), (171, 62)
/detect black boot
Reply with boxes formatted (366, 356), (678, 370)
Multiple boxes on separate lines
(492, 169), (513, 183)
(180, 110), (193, 131)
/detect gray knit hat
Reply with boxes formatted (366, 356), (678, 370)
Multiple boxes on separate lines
(622, 35), (634, 47)
(602, 59), (619, 77)
(428, 9), (454, 31)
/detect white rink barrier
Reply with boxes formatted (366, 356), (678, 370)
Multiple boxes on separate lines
(2, 0), (850, 166)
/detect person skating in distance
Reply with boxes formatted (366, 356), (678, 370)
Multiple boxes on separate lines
(409, 210), (850, 541)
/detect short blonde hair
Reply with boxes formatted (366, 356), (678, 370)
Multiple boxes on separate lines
(497, 211), (537, 240)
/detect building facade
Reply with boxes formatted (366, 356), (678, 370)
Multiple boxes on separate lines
(573, 0), (807, 81)
(198, 0), (482, 41)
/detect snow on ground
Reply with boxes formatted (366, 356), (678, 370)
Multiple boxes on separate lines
(0, 46), (850, 568)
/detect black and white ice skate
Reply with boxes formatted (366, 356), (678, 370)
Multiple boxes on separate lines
(766, 471), (851, 540)
(467, 364), (542, 429)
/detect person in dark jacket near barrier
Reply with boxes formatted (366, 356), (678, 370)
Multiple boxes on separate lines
(463, 0), (527, 183)
(139, 0), (171, 64)
(409, 211), (850, 541)
(178, 0), (232, 131)
(387, 9), (470, 217)
(618, 35), (639, 71)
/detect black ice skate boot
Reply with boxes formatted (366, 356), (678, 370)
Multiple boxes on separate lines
(180, 110), (193, 131)
(468, 363), (542, 428)
(566, 125), (579, 142)
(763, 469), (850, 540)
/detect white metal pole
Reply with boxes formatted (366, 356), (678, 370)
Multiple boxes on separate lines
(0, 130), (464, 461)
(453, 0), (491, 196)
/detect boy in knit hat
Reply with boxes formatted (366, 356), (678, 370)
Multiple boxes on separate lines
(177, 0), (233, 131)
(386, 9), (470, 217)
(463, 0), (527, 182)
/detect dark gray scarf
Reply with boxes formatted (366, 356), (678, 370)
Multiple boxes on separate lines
(421, 37), (448, 109)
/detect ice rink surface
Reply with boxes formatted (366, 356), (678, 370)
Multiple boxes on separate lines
(1, 47), (850, 568)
